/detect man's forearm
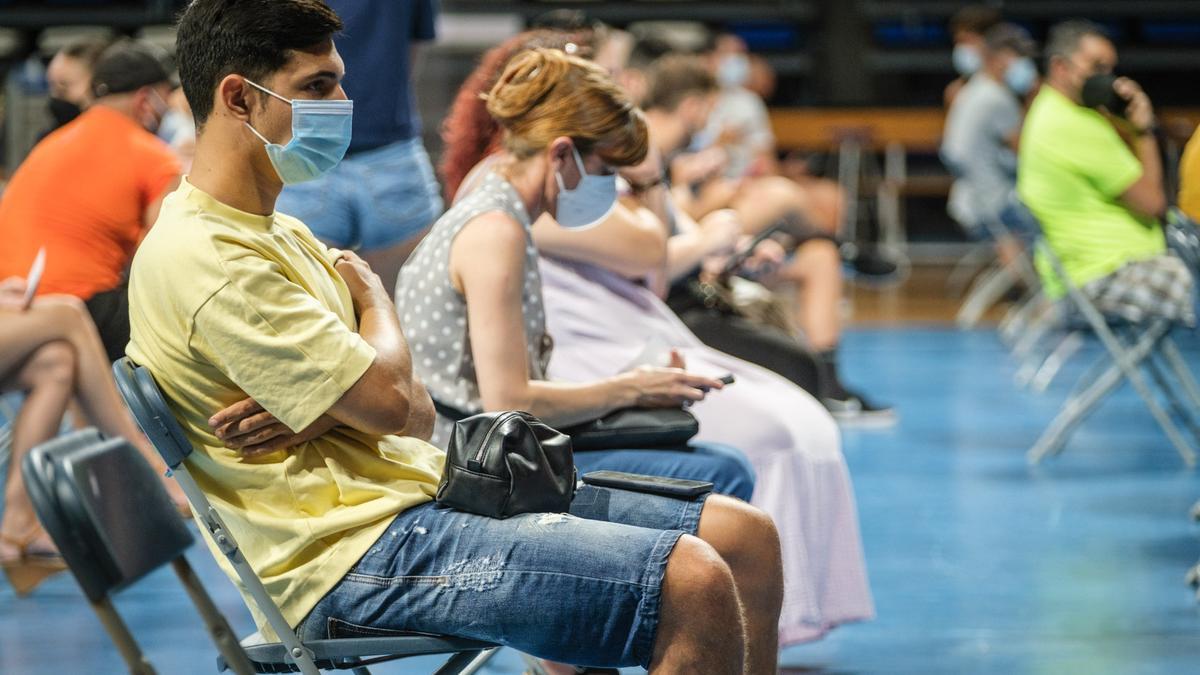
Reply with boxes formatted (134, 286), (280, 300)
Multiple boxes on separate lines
(1136, 134), (1164, 200)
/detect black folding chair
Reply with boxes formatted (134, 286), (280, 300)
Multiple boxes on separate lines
(22, 428), (256, 675)
(111, 357), (498, 674)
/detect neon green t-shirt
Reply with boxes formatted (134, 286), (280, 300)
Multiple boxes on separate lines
(127, 179), (445, 635)
(1017, 86), (1164, 296)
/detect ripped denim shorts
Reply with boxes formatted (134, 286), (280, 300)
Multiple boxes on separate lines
(297, 484), (707, 669)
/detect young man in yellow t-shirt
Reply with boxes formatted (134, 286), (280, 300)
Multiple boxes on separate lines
(126, 1), (783, 670)
(1018, 19), (1193, 325)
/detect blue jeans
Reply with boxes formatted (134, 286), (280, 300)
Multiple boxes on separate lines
(276, 137), (442, 250)
(297, 485), (708, 668)
(574, 442), (755, 502)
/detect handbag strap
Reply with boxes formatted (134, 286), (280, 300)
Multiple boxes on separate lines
(431, 397), (471, 422)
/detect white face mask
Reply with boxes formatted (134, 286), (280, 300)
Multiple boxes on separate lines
(554, 144), (617, 230)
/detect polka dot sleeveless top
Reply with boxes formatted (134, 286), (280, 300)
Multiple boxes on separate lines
(397, 171), (551, 446)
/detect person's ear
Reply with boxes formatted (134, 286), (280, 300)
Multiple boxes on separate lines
(218, 75), (255, 122)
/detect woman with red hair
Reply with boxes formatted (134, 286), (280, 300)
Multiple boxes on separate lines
(434, 30), (874, 648)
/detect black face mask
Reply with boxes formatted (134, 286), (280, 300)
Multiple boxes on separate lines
(1080, 73), (1127, 117)
(47, 97), (82, 127)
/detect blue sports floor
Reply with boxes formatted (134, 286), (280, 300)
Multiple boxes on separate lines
(2, 327), (1199, 674)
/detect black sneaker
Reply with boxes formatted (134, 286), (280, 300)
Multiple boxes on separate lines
(823, 391), (897, 428)
(842, 243), (900, 280)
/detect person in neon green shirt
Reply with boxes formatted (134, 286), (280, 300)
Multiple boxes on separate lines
(1018, 19), (1193, 324)
(126, 1), (784, 669)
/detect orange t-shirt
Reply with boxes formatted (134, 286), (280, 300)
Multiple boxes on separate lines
(0, 106), (180, 300)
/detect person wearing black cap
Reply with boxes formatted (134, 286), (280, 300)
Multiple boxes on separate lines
(0, 39), (182, 362)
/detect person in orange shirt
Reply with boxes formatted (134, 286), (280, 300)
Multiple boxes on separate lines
(0, 40), (181, 361)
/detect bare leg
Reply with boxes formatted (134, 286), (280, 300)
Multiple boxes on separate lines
(0, 341), (76, 558)
(0, 298), (186, 507)
(730, 176), (813, 236)
(357, 228), (429, 300)
(697, 495), (784, 675)
(777, 238), (843, 350)
(650, 534), (745, 673)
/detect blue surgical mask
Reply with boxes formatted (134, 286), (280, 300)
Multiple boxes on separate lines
(243, 79), (353, 185)
(1004, 57), (1037, 95)
(952, 44), (983, 77)
(716, 53), (750, 88)
(554, 145), (617, 230)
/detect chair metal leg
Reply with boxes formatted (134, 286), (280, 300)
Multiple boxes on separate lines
(1030, 331), (1086, 393)
(1000, 289), (1045, 345)
(1107, 326), (1198, 466)
(947, 243), (993, 298)
(1028, 361), (1125, 464)
(956, 264), (1017, 328)
(1160, 337), (1200, 411)
(1143, 353), (1200, 441)
(1012, 305), (1062, 360)
(171, 557), (256, 675)
(433, 648), (500, 675)
(91, 597), (156, 675)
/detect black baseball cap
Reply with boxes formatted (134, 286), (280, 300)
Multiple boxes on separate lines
(91, 40), (176, 98)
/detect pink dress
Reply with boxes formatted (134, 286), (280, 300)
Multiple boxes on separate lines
(539, 256), (875, 645)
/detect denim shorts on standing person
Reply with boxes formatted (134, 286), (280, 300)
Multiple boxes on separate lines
(297, 484), (708, 668)
(276, 136), (442, 250)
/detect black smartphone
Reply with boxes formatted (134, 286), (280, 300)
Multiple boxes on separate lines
(581, 470), (714, 499)
(720, 222), (787, 276)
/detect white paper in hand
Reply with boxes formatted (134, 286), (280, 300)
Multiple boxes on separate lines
(22, 247), (46, 309)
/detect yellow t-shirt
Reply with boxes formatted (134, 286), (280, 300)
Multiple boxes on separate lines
(1179, 125), (1200, 223)
(126, 178), (445, 634)
(1017, 86), (1165, 297)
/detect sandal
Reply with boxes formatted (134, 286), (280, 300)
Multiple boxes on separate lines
(0, 530), (67, 597)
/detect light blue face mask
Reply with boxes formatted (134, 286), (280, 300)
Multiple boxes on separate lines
(554, 144), (617, 230)
(716, 53), (750, 88)
(1003, 57), (1038, 95)
(244, 79), (353, 185)
(952, 44), (983, 77)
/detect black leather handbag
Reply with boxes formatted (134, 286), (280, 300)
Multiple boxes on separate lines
(433, 400), (699, 452)
(436, 410), (576, 519)
(561, 407), (699, 451)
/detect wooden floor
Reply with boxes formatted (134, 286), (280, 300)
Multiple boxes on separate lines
(848, 263), (1009, 326)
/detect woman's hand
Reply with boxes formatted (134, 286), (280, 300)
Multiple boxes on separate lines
(670, 147), (728, 186)
(209, 398), (338, 457)
(0, 276), (28, 311)
(740, 237), (786, 277)
(614, 350), (725, 408)
(697, 209), (743, 257)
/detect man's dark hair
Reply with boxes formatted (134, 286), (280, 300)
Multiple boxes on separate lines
(985, 23), (1037, 59)
(642, 54), (717, 112)
(949, 5), (1002, 37)
(175, 0), (342, 126)
(1045, 19), (1109, 64)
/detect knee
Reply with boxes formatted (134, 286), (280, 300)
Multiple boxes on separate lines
(663, 534), (742, 628)
(24, 340), (77, 388)
(37, 295), (91, 330)
(703, 496), (783, 582)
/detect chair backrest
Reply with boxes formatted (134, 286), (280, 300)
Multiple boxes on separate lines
(112, 357), (194, 469)
(22, 428), (194, 602)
